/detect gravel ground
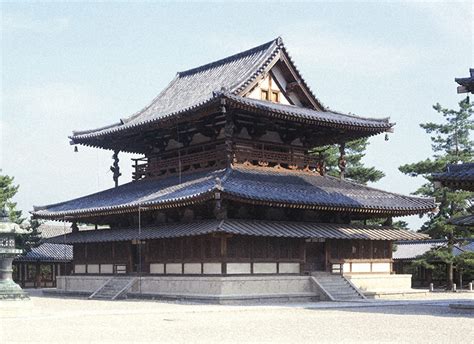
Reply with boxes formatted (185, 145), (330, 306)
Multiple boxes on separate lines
(1, 292), (473, 344)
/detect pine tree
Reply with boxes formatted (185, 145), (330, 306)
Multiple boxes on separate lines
(399, 97), (473, 236)
(311, 138), (385, 185)
(399, 97), (474, 289)
(0, 172), (41, 251)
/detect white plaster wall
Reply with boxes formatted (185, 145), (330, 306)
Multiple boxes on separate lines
(100, 264), (113, 274)
(253, 263), (277, 274)
(150, 263), (164, 274)
(184, 263), (202, 274)
(166, 263), (183, 274)
(74, 264), (86, 274)
(203, 263), (222, 274)
(226, 263), (251, 274)
(245, 74), (291, 105)
(279, 263), (300, 274)
(351, 263), (371, 273)
(371, 263), (391, 273)
(87, 264), (100, 274)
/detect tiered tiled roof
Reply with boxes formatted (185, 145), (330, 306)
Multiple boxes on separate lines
(432, 163), (474, 191)
(15, 243), (72, 262)
(45, 219), (427, 244)
(70, 38), (393, 148)
(32, 165), (435, 220)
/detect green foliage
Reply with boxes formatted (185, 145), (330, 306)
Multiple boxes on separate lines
(0, 171), (41, 251)
(412, 247), (454, 270)
(399, 97), (474, 238)
(0, 173), (23, 223)
(17, 218), (43, 253)
(311, 138), (385, 185)
(455, 251), (474, 276)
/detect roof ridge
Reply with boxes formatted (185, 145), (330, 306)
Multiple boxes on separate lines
(177, 38), (279, 77)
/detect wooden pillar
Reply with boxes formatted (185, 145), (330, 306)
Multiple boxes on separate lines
(324, 240), (330, 272)
(35, 262), (41, 289)
(110, 150), (121, 187)
(338, 143), (346, 179)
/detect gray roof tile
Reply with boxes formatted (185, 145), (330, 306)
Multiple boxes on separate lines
(33, 165), (435, 220)
(433, 163), (474, 182)
(393, 238), (474, 260)
(70, 38), (392, 144)
(45, 219), (427, 244)
(15, 243), (72, 262)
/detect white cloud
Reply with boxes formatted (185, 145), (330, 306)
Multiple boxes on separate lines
(1, 13), (69, 34)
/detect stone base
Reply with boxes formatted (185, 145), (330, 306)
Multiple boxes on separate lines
(56, 275), (320, 303)
(344, 274), (412, 292)
(0, 280), (29, 300)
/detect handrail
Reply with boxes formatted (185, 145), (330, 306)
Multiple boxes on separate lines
(341, 275), (367, 299)
(112, 277), (138, 300)
(88, 277), (113, 299)
(310, 276), (335, 301)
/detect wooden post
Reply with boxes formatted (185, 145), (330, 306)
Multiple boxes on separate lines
(338, 143), (346, 179)
(110, 150), (121, 187)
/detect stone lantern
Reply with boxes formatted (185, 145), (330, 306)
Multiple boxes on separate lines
(0, 211), (29, 300)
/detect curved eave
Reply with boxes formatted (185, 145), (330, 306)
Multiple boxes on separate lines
(222, 192), (435, 217)
(70, 95), (393, 152)
(223, 94), (393, 133)
(31, 192), (215, 221)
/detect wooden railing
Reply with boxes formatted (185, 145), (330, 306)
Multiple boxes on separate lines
(132, 139), (320, 180)
(234, 140), (318, 169)
(132, 143), (227, 180)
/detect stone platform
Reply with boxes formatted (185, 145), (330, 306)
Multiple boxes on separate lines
(55, 275), (320, 303)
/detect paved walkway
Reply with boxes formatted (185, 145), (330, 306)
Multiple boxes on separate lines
(1, 291), (473, 343)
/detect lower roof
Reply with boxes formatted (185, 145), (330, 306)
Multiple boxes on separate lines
(14, 243), (72, 263)
(45, 219), (428, 244)
(393, 238), (474, 260)
(32, 165), (435, 221)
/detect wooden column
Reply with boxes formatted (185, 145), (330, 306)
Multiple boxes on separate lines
(110, 150), (121, 187)
(338, 143), (346, 179)
(223, 101), (234, 166)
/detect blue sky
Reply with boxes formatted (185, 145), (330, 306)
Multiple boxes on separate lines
(1, 1), (472, 229)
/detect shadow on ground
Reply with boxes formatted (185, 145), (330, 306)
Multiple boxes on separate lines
(306, 302), (474, 318)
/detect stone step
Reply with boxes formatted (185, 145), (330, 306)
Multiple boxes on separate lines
(90, 277), (137, 300)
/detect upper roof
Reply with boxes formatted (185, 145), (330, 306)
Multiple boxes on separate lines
(32, 165), (435, 221)
(70, 37), (393, 148)
(45, 219), (428, 244)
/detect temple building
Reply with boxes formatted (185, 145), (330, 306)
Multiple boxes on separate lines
(33, 38), (435, 302)
(13, 224), (73, 289)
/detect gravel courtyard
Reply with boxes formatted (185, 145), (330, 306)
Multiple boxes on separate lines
(1, 292), (473, 343)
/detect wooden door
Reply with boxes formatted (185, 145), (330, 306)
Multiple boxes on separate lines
(304, 242), (326, 272)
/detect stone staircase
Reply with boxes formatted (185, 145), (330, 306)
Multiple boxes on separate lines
(89, 277), (137, 300)
(311, 272), (366, 301)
